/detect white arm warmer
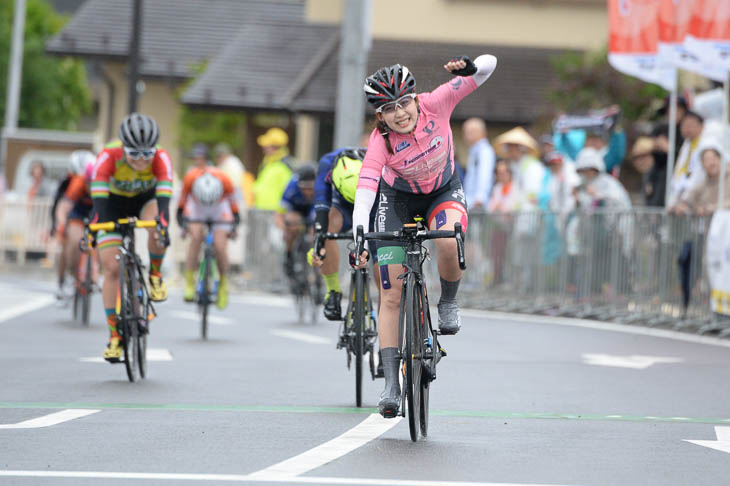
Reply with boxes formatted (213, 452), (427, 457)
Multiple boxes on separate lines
(352, 188), (377, 244)
(472, 54), (497, 86)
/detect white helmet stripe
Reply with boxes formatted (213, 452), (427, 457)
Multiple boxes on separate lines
(401, 66), (410, 82)
(363, 82), (379, 95)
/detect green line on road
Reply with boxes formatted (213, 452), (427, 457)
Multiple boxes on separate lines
(1, 401), (729, 425)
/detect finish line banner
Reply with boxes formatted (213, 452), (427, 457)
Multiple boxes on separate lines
(608, 0), (676, 90)
(707, 210), (730, 316)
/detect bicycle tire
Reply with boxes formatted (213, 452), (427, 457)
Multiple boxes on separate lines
(404, 273), (422, 441)
(81, 254), (92, 327)
(136, 268), (148, 379)
(72, 288), (80, 321)
(120, 254), (138, 382)
(418, 287), (431, 437)
(354, 268), (365, 407)
(200, 250), (211, 340)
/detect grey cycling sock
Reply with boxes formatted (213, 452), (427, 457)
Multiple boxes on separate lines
(380, 347), (401, 397)
(439, 277), (461, 303)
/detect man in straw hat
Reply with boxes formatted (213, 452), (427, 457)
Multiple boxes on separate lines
(494, 126), (545, 211)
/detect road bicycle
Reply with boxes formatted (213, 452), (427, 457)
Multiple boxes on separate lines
(314, 227), (379, 407)
(86, 218), (165, 382)
(183, 218), (229, 340)
(287, 222), (323, 325)
(357, 218), (465, 441)
(74, 218), (98, 327)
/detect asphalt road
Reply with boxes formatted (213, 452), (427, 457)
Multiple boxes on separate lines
(1, 273), (730, 486)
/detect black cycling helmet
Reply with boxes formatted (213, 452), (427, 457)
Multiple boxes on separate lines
(363, 64), (416, 108)
(118, 113), (160, 150)
(296, 164), (317, 183)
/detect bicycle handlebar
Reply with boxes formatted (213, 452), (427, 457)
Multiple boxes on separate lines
(313, 223), (353, 261)
(355, 221), (466, 270)
(88, 218), (157, 232)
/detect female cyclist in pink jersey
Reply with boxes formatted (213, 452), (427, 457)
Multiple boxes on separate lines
(352, 54), (497, 417)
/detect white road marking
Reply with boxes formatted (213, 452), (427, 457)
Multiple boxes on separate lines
(171, 310), (234, 325)
(248, 414), (401, 479)
(79, 348), (173, 363)
(581, 354), (684, 369)
(461, 309), (730, 349)
(0, 294), (55, 324)
(0, 409), (99, 429)
(685, 426), (730, 454)
(0, 471), (574, 485)
(231, 294), (291, 308)
(270, 329), (330, 345)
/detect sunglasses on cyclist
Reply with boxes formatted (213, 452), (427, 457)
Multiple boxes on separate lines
(375, 93), (417, 115)
(124, 147), (157, 159)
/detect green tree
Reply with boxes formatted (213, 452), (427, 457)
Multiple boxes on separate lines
(548, 47), (667, 122)
(0, 0), (91, 130)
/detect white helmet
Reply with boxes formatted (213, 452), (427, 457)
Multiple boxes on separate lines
(68, 150), (96, 175)
(192, 172), (223, 206)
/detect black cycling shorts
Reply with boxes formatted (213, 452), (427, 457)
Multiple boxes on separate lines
(106, 190), (156, 222)
(373, 174), (467, 288)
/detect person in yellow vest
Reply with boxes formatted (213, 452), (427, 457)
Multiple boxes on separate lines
(253, 128), (294, 210)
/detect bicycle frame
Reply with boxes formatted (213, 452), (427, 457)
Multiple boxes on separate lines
(357, 220), (465, 441)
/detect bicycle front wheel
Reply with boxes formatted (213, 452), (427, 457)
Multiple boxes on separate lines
(199, 251), (211, 340)
(403, 273), (422, 442)
(353, 268), (365, 407)
(81, 254), (92, 327)
(135, 268), (148, 379)
(119, 254), (138, 382)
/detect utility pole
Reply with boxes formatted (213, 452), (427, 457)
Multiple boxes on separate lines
(1, 0), (26, 177)
(127, 0), (143, 114)
(333, 0), (371, 149)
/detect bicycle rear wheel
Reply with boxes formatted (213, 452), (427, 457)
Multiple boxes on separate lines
(119, 254), (138, 382)
(353, 268), (365, 407)
(403, 273), (422, 442)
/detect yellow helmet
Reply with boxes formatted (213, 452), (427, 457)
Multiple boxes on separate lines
(331, 148), (366, 204)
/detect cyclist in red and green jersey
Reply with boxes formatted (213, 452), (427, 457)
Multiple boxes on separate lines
(91, 113), (172, 361)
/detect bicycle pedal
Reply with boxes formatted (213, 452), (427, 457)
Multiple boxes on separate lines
(439, 347), (447, 357)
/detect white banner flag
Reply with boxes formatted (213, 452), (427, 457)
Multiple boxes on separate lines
(707, 210), (730, 316)
(683, 0), (730, 71)
(608, 0), (676, 90)
(658, 0), (727, 82)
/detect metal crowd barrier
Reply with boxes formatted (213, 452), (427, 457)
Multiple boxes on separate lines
(433, 208), (717, 333)
(1, 198), (722, 332)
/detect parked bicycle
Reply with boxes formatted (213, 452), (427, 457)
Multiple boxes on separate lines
(357, 219), (465, 441)
(315, 226), (380, 407)
(85, 218), (163, 382)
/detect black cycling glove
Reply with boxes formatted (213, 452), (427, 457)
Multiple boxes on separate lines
(448, 55), (477, 77)
(176, 207), (185, 228)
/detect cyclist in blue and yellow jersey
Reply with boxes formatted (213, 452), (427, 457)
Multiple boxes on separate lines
(91, 113), (173, 361)
(311, 148), (379, 320)
(278, 164), (317, 274)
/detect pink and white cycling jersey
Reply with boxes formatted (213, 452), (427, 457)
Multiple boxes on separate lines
(358, 75), (478, 195)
